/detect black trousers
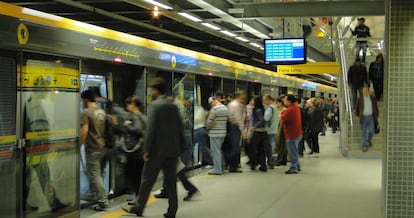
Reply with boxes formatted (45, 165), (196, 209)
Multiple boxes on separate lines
(249, 131), (268, 168)
(309, 132), (320, 153)
(125, 152), (144, 194)
(136, 157), (178, 215)
(160, 168), (198, 194)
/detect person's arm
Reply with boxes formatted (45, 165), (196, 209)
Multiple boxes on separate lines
(347, 67), (353, 85)
(206, 108), (216, 130)
(143, 105), (157, 161)
(367, 26), (371, 37)
(264, 107), (272, 122)
(373, 97), (379, 119)
(355, 98), (361, 120)
(80, 124), (88, 145)
(280, 108), (290, 123)
(351, 27), (356, 36)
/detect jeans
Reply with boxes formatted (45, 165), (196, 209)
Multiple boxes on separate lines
(228, 124), (242, 170)
(194, 128), (213, 165)
(209, 137), (225, 174)
(266, 134), (276, 166)
(350, 86), (363, 110)
(286, 136), (302, 172)
(86, 150), (108, 205)
(356, 42), (368, 62)
(361, 115), (375, 148)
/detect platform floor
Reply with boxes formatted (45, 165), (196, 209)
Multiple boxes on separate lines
(82, 132), (382, 218)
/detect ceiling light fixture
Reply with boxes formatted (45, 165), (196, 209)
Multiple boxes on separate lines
(221, 30), (237, 37)
(201, 22), (221, 31)
(178, 12), (202, 22)
(235, 36), (249, 42)
(143, 0), (173, 10)
(250, 42), (261, 48)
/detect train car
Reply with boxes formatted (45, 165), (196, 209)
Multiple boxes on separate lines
(0, 2), (336, 217)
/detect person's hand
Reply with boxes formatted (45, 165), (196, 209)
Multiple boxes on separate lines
(143, 152), (150, 161)
(242, 131), (248, 140)
(124, 120), (132, 126)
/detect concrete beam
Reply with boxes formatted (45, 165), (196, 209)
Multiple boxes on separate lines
(236, 1), (385, 18)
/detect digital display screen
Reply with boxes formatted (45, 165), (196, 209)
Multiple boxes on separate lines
(264, 38), (306, 64)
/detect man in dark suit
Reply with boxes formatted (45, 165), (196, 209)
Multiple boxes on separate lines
(122, 78), (184, 218)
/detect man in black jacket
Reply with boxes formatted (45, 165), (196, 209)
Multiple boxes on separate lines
(122, 78), (184, 218)
(351, 17), (371, 62)
(348, 58), (368, 110)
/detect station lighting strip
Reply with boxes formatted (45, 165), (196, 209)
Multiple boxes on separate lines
(146, 0), (265, 50)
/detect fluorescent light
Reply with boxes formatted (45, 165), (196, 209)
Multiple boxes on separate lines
(22, 8), (63, 21)
(201, 22), (221, 31)
(221, 30), (236, 37)
(250, 42), (261, 48)
(178, 12), (202, 22)
(235, 36), (249, 42)
(144, 0), (172, 10)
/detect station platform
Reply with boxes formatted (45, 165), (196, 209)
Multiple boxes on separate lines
(82, 132), (381, 218)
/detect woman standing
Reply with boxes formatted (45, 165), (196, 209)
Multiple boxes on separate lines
(249, 95), (268, 172)
(118, 95), (147, 204)
(307, 98), (325, 157)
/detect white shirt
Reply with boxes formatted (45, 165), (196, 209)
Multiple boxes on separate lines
(363, 96), (373, 116)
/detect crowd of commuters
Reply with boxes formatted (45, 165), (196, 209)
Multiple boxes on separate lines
(80, 77), (342, 217)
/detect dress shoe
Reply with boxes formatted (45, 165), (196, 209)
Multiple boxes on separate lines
(259, 166), (267, 172)
(285, 170), (298, 174)
(275, 162), (287, 166)
(121, 205), (143, 216)
(183, 190), (200, 201)
(154, 192), (168, 199)
(163, 212), (176, 218)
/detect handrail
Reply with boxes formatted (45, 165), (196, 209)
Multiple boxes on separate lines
(337, 25), (354, 127)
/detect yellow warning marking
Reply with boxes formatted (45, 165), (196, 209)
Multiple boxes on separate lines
(100, 196), (159, 218)
(17, 23), (29, 45)
(201, 174), (216, 178)
(0, 135), (16, 144)
(94, 47), (139, 58)
(26, 129), (76, 140)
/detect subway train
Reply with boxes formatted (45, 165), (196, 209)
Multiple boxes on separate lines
(0, 2), (336, 218)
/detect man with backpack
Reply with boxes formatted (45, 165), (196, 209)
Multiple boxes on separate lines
(263, 95), (278, 169)
(80, 90), (110, 211)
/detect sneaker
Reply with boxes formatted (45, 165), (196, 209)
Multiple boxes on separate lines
(154, 192), (168, 199)
(94, 201), (109, 211)
(204, 165), (213, 169)
(285, 170), (298, 174)
(313, 153), (320, 158)
(362, 147), (368, 152)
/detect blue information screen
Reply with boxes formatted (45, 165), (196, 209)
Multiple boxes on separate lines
(264, 39), (306, 64)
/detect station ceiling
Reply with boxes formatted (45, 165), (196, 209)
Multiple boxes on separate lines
(2, 0), (386, 87)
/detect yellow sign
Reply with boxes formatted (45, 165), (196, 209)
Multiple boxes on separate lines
(17, 23), (29, 45)
(26, 129), (76, 140)
(19, 65), (80, 89)
(0, 135), (16, 144)
(277, 62), (340, 75)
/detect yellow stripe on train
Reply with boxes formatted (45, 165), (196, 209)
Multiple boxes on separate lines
(0, 135), (16, 144)
(26, 129), (77, 140)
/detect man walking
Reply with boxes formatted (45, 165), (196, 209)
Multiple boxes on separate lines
(355, 86), (379, 152)
(227, 91), (246, 173)
(122, 78), (184, 218)
(348, 58), (368, 110)
(80, 90), (110, 211)
(351, 17), (371, 62)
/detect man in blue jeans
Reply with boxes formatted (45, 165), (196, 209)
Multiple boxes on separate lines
(355, 86), (379, 152)
(280, 95), (303, 174)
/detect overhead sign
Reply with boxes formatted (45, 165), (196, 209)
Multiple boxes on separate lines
(277, 62), (340, 74)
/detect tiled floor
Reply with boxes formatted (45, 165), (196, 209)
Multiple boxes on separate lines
(83, 131), (382, 218)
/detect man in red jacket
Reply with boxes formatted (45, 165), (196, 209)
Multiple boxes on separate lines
(280, 95), (303, 174)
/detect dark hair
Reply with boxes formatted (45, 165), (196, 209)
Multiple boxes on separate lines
(253, 95), (265, 113)
(125, 95), (143, 110)
(215, 90), (224, 99)
(263, 94), (273, 101)
(151, 77), (167, 94)
(81, 90), (96, 102)
(376, 53), (384, 62)
(286, 94), (297, 103)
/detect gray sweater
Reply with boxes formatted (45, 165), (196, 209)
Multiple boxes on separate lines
(206, 103), (228, 138)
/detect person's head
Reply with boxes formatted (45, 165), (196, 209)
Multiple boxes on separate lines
(234, 90), (246, 104)
(376, 53), (384, 63)
(284, 94), (297, 107)
(208, 96), (218, 107)
(275, 96), (285, 109)
(125, 95), (142, 112)
(151, 77), (167, 98)
(81, 90), (96, 107)
(215, 91), (224, 102)
(363, 85), (370, 96)
(253, 95), (264, 110)
(249, 98), (254, 107)
(358, 17), (365, 25)
(355, 58), (362, 67)
(263, 94), (274, 106)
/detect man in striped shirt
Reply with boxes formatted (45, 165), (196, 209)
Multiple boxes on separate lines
(206, 97), (229, 175)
